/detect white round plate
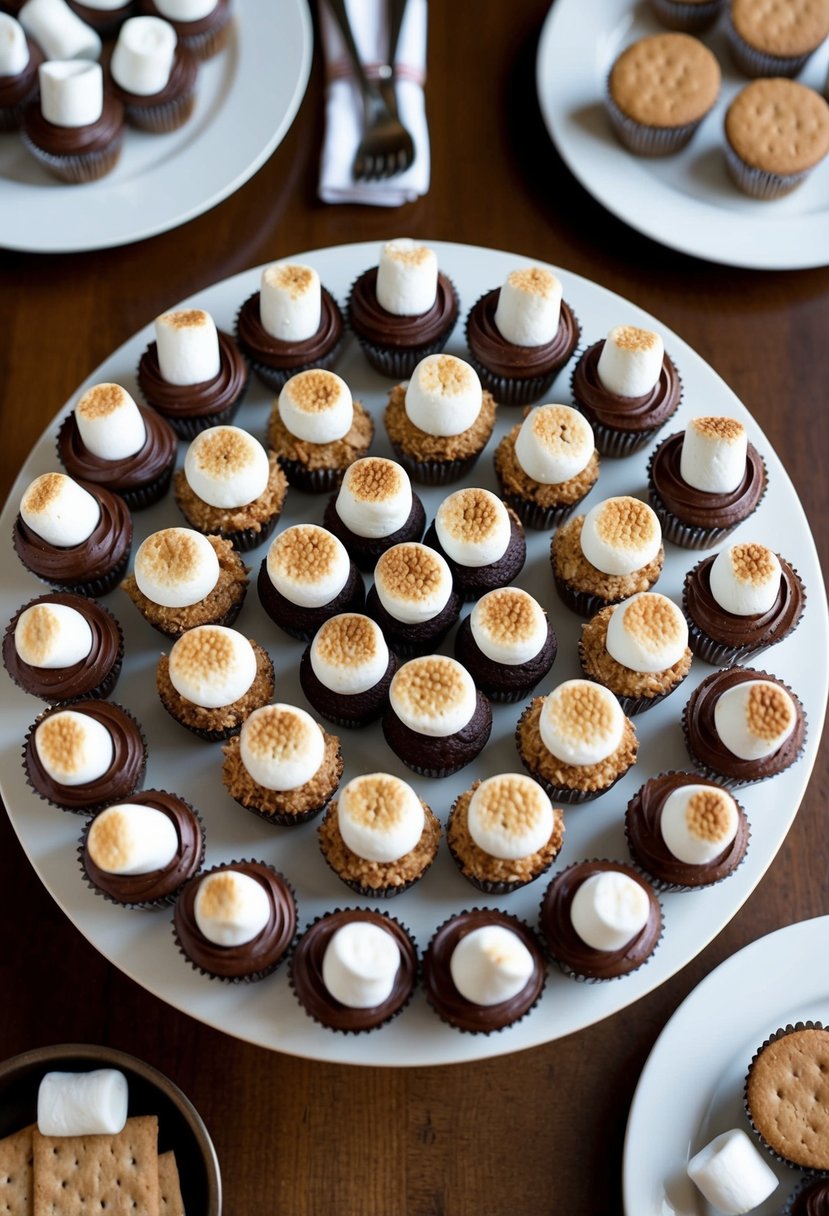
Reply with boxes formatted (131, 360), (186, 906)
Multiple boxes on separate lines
(536, 0), (829, 270)
(1, 240), (826, 1066)
(623, 916), (829, 1214)
(0, 0), (312, 253)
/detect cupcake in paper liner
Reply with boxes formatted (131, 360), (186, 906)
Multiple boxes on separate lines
(422, 489), (526, 603)
(0, 15), (43, 133)
(648, 0), (724, 33)
(139, 0), (233, 62)
(257, 522), (365, 643)
(21, 58), (125, 184)
(724, 78), (829, 201)
(453, 586), (557, 705)
(744, 1022), (829, 1175)
(157, 626), (274, 742)
(725, 1), (829, 78)
(267, 367), (374, 494)
(322, 456), (427, 573)
(108, 18), (199, 134)
(782, 1175), (829, 1215)
(299, 612), (398, 731)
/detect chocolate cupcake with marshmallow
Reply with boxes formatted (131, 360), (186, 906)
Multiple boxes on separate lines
(299, 613), (398, 729)
(19, 0), (102, 60)
(3, 593), (124, 703)
(494, 403), (600, 531)
(257, 523), (364, 642)
(139, 0), (232, 61)
(322, 456), (425, 571)
(454, 586), (557, 704)
(267, 368), (373, 493)
(22, 58), (124, 183)
(0, 13), (43, 131)
(423, 486), (526, 601)
(364, 541), (460, 658)
(382, 655), (492, 778)
(108, 15), (199, 134)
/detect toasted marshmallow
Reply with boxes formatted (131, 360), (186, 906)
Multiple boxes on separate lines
(260, 262), (321, 342)
(680, 417), (748, 494)
(687, 1129), (778, 1215)
(470, 587), (548, 665)
(75, 383), (147, 461)
(0, 15), (30, 76)
(34, 709), (114, 786)
(570, 870), (650, 951)
(20, 472), (100, 548)
(37, 1070), (128, 1138)
(494, 266), (562, 347)
(110, 16), (176, 96)
(374, 542), (453, 624)
(168, 625), (257, 708)
(714, 679), (796, 761)
(579, 496), (662, 577)
(278, 369), (353, 444)
(605, 592), (688, 674)
(14, 602), (93, 669)
(596, 325), (663, 398)
(335, 457), (412, 539)
(389, 655), (476, 737)
(514, 404), (594, 485)
(309, 613), (390, 695)
(660, 784), (740, 865)
(87, 802), (179, 874)
(435, 488), (511, 568)
(184, 425), (270, 509)
(133, 527), (219, 608)
(405, 354), (482, 437)
(153, 0), (218, 21)
(709, 543), (782, 617)
(467, 774), (555, 860)
(322, 920), (401, 1008)
(194, 869), (270, 948)
(39, 59), (102, 126)
(337, 772), (424, 862)
(155, 309), (221, 386)
(20, 0), (101, 61)
(449, 924), (534, 1006)
(265, 524), (351, 609)
(539, 679), (625, 766)
(375, 238), (438, 316)
(239, 703), (324, 790)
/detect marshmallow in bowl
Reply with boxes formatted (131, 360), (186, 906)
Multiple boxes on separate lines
(449, 924), (535, 1006)
(605, 593), (688, 673)
(335, 457), (412, 539)
(579, 496), (662, 576)
(374, 542), (453, 624)
(260, 262), (321, 342)
(239, 703), (325, 791)
(86, 802), (179, 874)
(266, 524), (351, 609)
(709, 542), (782, 616)
(194, 868), (270, 947)
(75, 383), (147, 461)
(337, 772), (424, 862)
(110, 17), (177, 97)
(34, 708), (114, 786)
(322, 920), (402, 1009)
(155, 308), (221, 386)
(39, 59), (102, 126)
(133, 527), (220, 608)
(14, 602), (93, 669)
(168, 625), (257, 708)
(470, 587), (548, 665)
(680, 416), (748, 494)
(20, 472), (100, 548)
(596, 325), (663, 398)
(20, 0), (101, 61)
(660, 784), (740, 866)
(375, 238), (438, 316)
(570, 870), (650, 952)
(687, 1129), (779, 1215)
(435, 487), (511, 568)
(310, 613), (390, 696)
(539, 679), (625, 766)
(467, 774), (555, 860)
(37, 1070), (128, 1138)
(405, 354), (482, 437)
(278, 368), (353, 444)
(713, 679), (797, 760)
(493, 266), (562, 347)
(184, 425), (270, 509)
(514, 404), (594, 485)
(153, 0), (219, 22)
(389, 655), (476, 737)
(0, 15), (30, 76)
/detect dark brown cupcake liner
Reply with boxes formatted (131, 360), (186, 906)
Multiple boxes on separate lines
(605, 90), (705, 156)
(159, 387), (246, 441)
(21, 131), (124, 183)
(231, 793), (330, 828)
(123, 88), (196, 134)
(725, 12), (815, 78)
(577, 638), (690, 717)
(347, 271), (459, 380)
(158, 652), (275, 743)
(445, 832), (560, 896)
(744, 1021), (829, 1176)
(587, 419), (662, 459)
(552, 570), (627, 619)
(683, 558), (806, 666)
(647, 470), (768, 551)
(276, 457), (348, 495)
(178, 14), (232, 61)
(317, 843), (435, 899)
(514, 703), (635, 804)
(234, 299), (346, 395)
(119, 462), (175, 510)
(649, 0), (724, 31)
(3, 596), (125, 704)
(388, 444), (483, 487)
(465, 358), (558, 408)
(500, 490), (586, 532)
(782, 1176), (829, 1215)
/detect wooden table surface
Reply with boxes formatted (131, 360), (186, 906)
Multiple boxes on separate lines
(1, 3), (827, 1212)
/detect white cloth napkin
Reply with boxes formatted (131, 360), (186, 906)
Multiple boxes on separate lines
(318, 0), (430, 207)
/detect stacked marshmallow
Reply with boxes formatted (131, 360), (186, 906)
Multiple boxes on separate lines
(596, 325), (664, 397)
(37, 1069), (128, 1138)
(278, 369), (353, 445)
(709, 543), (783, 617)
(374, 542), (454, 625)
(183, 425), (270, 509)
(493, 266), (562, 347)
(20, 0), (102, 62)
(337, 773), (424, 864)
(20, 472), (100, 548)
(450, 924), (536, 1006)
(467, 774), (555, 861)
(14, 602), (93, 669)
(34, 708), (114, 786)
(194, 868), (271, 947)
(309, 613), (390, 696)
(155, 308), (221, 386)
(714, 679), (797, 760)
(239, 703), (325, 791)
(74, 383), (147, 461)
(0, 14), (31, 77)
(405, 354), (482, 438)
(605, 592), (689, 673)
(265, 524), (351, 609)
(334, 457), (413, 539)
(469, 588), (548, 666)
(434, 487), (511, 568)
(680, 416), (748, 494)
(87, 802), (179, 875)
(321, 919), (402, 1009)
(110, 16), (177, 97)
(579, 496), (663, 576)
(539, 679), (626, 768)
(570, 870), (651, 953)
(389, 656), (477, 738)
(687, 1128), (778, 1214)
(376, 238), (438, 316)
(167, 624), (258, 709)
(659, 784), (741, 865)
(259, 261), (323, 342)
(133, 527), (220, 607)
(514, 404), (595, 487)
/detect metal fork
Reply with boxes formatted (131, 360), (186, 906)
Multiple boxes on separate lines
(326, 0), (416, 182)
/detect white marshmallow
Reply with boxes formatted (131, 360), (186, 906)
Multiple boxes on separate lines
(449, 924), (534, 1006)
(155, 309), (221, 387)
(14, 603), (93, 669)
(74, 383), (147, 461)
(19, 0), (101, 61)
(494, 266), (562, 347)
(309, 613), (390, 695)
(714, 679), (797, 761)
(81, 0), (135, 9)
(660, 784), (740, 866)
(709, 543), (782, 617)
(110, 17), (176, 97)
(259, 262), (321, 343)
(168, 625), (257, 708)
(277, 369), (353, 444)
(596, 325), (663, 398)
(389, 656), (477, 737)
(374, 542), (453, 624)
(605, 592), (688, 674)
(194, 869), (271, 948)
(405, 354), (482, 437)
(39, 58), (102, 126)
(470, 588), (548, 665)
(375, 238), (438, 316)
(687, 1129), (779, 1215)
(265, 524), (351, 609)
(467, 774), (555, 860)
(322, 921), (401, 1009)
(0, 15), (30, 76)
(337, 772), (424, 862)
(133, 527), (220, 608)
(335, 457), (412, 539)
(680, 417), (748, 494)
(184, 425), (270, 509)
(20, 473), (100, 549)
(539, 679), (625, 766)
(570, 870), (650, 952)
(86, 802), (179, 874)
(153, 0), (217, 21)
(435, 488), (511, 568)
(37, 1070), (128, 1138)
(239, 703), (325, 791)
(514, 404), (594, 485)
(34, 709), (114, 786)
(579, 496), (662, 577)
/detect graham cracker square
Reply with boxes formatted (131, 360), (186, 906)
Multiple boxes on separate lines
(32, 1114), (159, 1216)
(158, 1151), (185, 1216)
(0, 1124), (35, 1215)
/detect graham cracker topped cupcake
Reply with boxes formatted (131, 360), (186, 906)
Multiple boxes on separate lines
(745, 1022), (829, 1172)
(726, 0), (829, 77)
(725, 79), (829, 199)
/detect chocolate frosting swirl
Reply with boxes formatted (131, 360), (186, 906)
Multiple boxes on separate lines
(348, 267), (459, 349)
(683, 553), (804, 650)
(572, 340), (681, 433)
(789, 1180), (829, 1216)
(649, 431), (767, 529)
(3, 592), (123, 702)
(0, 35), (42, 109)
(137, 330), (248, 422)
(465, 288), (580, 378)
(109, 44), (198, 108)
(57, 405), (176, 494)
(12, 480), (132, 587)
(236, 288), (344, 370)
(24, 89), (124, 155)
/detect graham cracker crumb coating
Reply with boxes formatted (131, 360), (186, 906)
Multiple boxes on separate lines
(122, 536), (249, 633)
(447, 782), (565, 884)
(222, 725), (343, 818)
(579, 606), (692, 698)
(157, 639), (274, 730)
(495, 426), (600, 507)
(318, 797), (441, 890)
(551, 514), (665, 601)
(267, 398), (373, 470)
(517, 695), (638, 793)
(384, 383), (495, 462)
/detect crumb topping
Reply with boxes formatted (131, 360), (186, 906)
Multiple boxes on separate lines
(161, 308), (208, 330)
(314, 614), (378, 668)
(621, 595), (683, 650)
(595, 497), (658, 551)
(170, 626), (239, 680)
(244, 705), (315, 761)
(507, 266), (556, 298)
(37, 712), (94, 775)
(19, 605), (60, 664)
(419, 354), (476, 397)
(77, 383), (128, 420)
(88, 808), (131, 870)
(474, 774), (548, 834)
(686, 789), (734, 843)
(23, 472), (66, 514)
(691, 416), (745, 442)
(548, 683), (616, 747)
(730, 542), (777, 585)
(747, 683), (794, 740)
(139, 529), (203, 584)
(393, 656), (466, 715)
(476, 588), (538, 644)
(347, 457), (402, 502)
(438, 487), (500, 542)
(610, 325), (659, 353)
(271, 526), (340, 583)
(285, 369), (342, 413)
(342, 774), (410, 829)
(192, 428), (253, 478)
(267, 263), (314, 297)
(376, 543), (444, 602)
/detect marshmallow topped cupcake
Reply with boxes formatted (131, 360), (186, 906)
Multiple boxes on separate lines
(423, 487), (526, 601)
(454, 586), (557, 703)
(257, 523), (364, 642)
(138, 0), (233, 61)
(22, 58), (125, 183)
(0, 13), (43, 131)
(323, 457), (426, 570)
(108, 16), (199, 133)
(364, 541), (460, 658)
(19, 0), (102, 60)
(494, 403), (600, 531)
(267, 368), (374, 493)
(3, 593), (124, 703)
(299, 613), (398, 729)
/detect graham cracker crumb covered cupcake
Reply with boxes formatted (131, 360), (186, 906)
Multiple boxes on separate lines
(257, 523), (364, 642)
(22, 58), (125, 183)
(382, 655), (492, 778)
(494, 403), (600, 531)
(423, 487), (526, 601)
(268, 368), (374, 494)
(745, 1022), (829, 1172)
(0, 13), (44, 132)
(299, 612), (398, 729)
(726, 0), (829, 78)
(365, 541), (460, 658)
(322, 456), (426, 571)
(3, 593), (124, 704)
(109, 16), (199, 134)
(454, 586), (557, 704)
(725, 78), (829, 199)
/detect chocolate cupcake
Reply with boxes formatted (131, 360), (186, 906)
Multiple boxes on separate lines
(3, 593), (124, 703)
(745, 1022), (829, 1172)
(422, 487), (526, 602)
(454, 586), (556, 704)
(382, 655), (492, 778)
(322, 456), (425, 571)
(257, 524), (364, 642)
(66, 0), (135, 36)
(493, 404), (600, 531)
(365, 542), (460, 658)
(267, 369), (373, 494)
(299, 613), (398, 729)
(726, 0), (829, 78)
(785, 1177), (829, 1215)
(22, 60), (125, 183)
(139, 0), (232, 60)
(649, 0), (725, 32)
(109, 16), (198, 133)
(0, 14), (43, 131)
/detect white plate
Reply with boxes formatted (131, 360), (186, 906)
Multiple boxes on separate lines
(1, 240), (826, 1066)
(623, 916), (829, 1214)
(0, 0), (312, 253)
(536, 0), (829, 270)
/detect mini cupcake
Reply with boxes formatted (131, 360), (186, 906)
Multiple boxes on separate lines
(13, 471), (133, 597)
(347, 238), (459, 378)
(108, 15), (198, 132)
(745, 1022), (829, 1172)
(422, 487), (526, 601)
(22, 59), (124, 183)
(726, 0), (829, 78)
(648, 416), (767, 549)
(383, 353), (496, 486)
(80, 789), (205, 909)
(222, 702), (343, 826)
(0, 13), (43, 131)
(257, 524), (364, 642)
(317, 771), (441, 898)
(3, 593), (124, 703)
(464, 265), (581, 406)
(422, 909), (546, 1033)
(322, 457), (425, 571)
(571, 325), (682, 457)
(57, 381), (177, 510)
(66, 0), (135, 36)
(493, 403), (600, 531)
(156, 624), (274, 741)
(173, 861), (297, 983)
(550, 495), (664, 617)
(538, 860), (663, 981)
(515, 679), (638, 804)
(683, 541), (806, 665)
(290, 908), (418, 1033)
(174, 425), (288, 551)
(122, 526), (249, 638)
(446, 774), (565, 894)
(649, 0), (725, 32)
(454, 587), (557, 703)
(365, 542), (460, 658)
(139, 0), (232, 60)
(682, 667), (807, 787)
(382, 655), (492, 778)
(724, 79), (829, 199)
(235, 260), (345, 392)
(578, 591), (692, 715)
(299, 613), (398, 729)
(624, 772), (750, 890)
(23, 700), (147, 814)
(267, 369), (373, 493)
(137, 306), (249, 439)
(784, 1177), (829, 1214)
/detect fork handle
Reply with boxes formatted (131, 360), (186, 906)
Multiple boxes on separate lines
(325, 0), (385, 106)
